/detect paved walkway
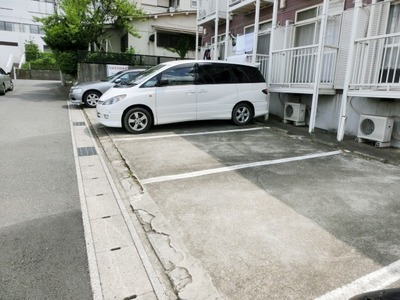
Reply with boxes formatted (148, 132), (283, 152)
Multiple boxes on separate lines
(68, 104), (173, 300)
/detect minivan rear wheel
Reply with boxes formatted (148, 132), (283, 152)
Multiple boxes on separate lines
(123, 107), (152, 134)
(232, 103), (253, 125)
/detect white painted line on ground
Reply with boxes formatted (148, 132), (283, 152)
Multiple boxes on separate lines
(68, 103), (103, 300)
(113, 127), (269, 141)
(315, 259), (400, 300)
(141, 150), (343, 185)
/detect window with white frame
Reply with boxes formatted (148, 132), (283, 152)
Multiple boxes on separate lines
(294, 5), (341, 47)
(242, 22), (272, 55)
(294, 6), (320, 47)
(382, 3), (400, 77)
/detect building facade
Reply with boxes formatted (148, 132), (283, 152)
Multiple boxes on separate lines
(198, 0), (400, 147)
(109, 0), (199, 59)
(0, 0), (199, 72)
(0, 0), (55, 72)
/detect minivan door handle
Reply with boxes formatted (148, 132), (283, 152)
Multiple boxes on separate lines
(186, 90), (196, 95)
(198, 89), (208, 94)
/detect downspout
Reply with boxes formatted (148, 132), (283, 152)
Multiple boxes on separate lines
(337, 0), (363, 141)
(196, 2), (199, 60)
(252, 0), (261, 64)
(225, 0), (230, 60)
(268, 0), (279, 87)
(214, 0), (220, 60)
(309, 0), (329, 133)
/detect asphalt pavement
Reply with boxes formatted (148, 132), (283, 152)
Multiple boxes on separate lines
(3, 79), (399, 300)
(84, 103), (400, 300)
(0, 80), (92, 299)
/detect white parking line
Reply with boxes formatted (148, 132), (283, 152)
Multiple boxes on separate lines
(141, 150), (343, 185)
(315, 259), (400, 300)
(113, 127), (269, 141)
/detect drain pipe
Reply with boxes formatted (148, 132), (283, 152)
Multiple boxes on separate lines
(309, 0), (329, 133)
(224, 1), (230, 60)
(252, 0), (261, 64)
(268, 0), (279, 87)
(213, 0), (219, 60)
(337, 0), (363, 141)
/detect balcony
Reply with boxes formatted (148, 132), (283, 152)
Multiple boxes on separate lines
(197, 0), (227, 26)
(269, 44), (338, 95)
(228, 0), (272, 14)
(348, 32), (400, 98)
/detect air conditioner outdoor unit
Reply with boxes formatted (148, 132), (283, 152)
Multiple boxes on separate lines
(357, 115), (394, 148)
(283, 102), (306, 126)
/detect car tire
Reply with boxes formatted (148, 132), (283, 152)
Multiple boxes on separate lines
(8, 81), (13, 91)
(0, 84), (5, 96)
(123, 107), (152, 134)
(83, 90), (101, 108)
(232, 103), (253, 125)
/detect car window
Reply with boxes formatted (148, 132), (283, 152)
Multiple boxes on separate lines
(197, 63), (233, 84)
(106, 70), (124, 81)
(236, 65), (265, 83)
(160, 64), (196, 86)
(134, 64), (166, 86)
(0, 68), (6, 75)
(117, 72), (139, 83)
(231, 66), (250, 83)
(142, 75), (158, 88)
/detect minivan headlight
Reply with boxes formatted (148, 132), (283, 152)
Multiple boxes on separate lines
(102, 94), (126, 105)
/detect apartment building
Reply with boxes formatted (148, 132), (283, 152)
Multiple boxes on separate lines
(197, 0), (400, 147)
(0, 0), (55, 72)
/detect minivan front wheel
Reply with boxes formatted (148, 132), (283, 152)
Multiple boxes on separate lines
(123, 107), (152, 134)
(232, 103), (253, 125)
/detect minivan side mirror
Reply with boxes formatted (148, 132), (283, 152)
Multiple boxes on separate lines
(158, 79), (169, 87)
(114, 78), (121, 83)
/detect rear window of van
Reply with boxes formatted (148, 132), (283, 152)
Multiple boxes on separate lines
(197, 63), (265, 85)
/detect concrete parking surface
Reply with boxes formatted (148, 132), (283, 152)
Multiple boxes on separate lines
(84, 109), (400, 299)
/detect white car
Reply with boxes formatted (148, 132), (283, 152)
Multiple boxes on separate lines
(69, 69), (145, 108)
(96, 60), (269, 133)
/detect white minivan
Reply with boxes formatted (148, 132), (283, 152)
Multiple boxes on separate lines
(96, 60), (269, 134)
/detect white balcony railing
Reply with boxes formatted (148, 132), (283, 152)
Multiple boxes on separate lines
(350, 32), (400, 91)
(270, 45), (338, 89)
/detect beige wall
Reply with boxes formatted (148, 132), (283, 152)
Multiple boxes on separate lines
(129, 14), (198, 58)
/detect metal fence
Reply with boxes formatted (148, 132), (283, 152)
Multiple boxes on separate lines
(77, 51), (180, 67)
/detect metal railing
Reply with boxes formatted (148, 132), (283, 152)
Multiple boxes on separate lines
(350, 32), (400, 91)
(77, 51), (180, 66)
(270, 44), (338, 88)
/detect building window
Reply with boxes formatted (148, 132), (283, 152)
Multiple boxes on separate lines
(169, 0), (179, 8)
(30, 24), (40, 34)
(157, 32), (196, 51)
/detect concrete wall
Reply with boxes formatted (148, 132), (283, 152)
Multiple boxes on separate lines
(17, 69), (61, 81)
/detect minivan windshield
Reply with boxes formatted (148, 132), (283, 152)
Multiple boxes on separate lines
(126, 64), (166, 86)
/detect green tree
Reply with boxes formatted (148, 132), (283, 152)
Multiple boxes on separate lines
(167, 34), (193, 59)
(25, 40), (41, 61)
(37, 0), (143, 77)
